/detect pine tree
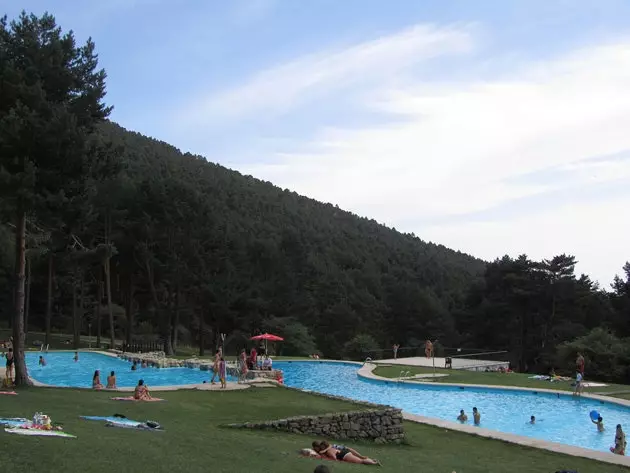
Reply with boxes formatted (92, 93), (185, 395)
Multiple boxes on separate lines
(0, 12), (111, 385)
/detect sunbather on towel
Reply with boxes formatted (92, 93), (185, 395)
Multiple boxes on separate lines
(134, 379), (152, 400)
(312, 441), (367, 460)
(314, 440), (380, 465)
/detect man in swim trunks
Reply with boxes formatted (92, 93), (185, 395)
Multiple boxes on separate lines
(457, 410), (468, 422)
(472, 407), (481, 425)
(425, 340), (433, 359)
(5, 348), (14, 381)
(576, 352), (585, 376)
(392, 344), (399, 359)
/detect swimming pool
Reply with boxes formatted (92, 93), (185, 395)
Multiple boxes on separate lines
(276, 361), (630, 454)
(26, 351), (235, 388)
(27, 353), (629, 453)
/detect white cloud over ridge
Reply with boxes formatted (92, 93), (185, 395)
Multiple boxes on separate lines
(186, 24), (630, 285)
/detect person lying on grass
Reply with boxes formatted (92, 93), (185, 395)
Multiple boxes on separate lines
(134, 379), (152, 400)
(313, 440), (380, 465)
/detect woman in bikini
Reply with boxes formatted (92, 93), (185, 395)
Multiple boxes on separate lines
(106, 371), (117, 389)
(92, 370), (104, 389)
(314, 440), (380, 465)
(611, 424), (626, 455)
(134, 379), (153, 400)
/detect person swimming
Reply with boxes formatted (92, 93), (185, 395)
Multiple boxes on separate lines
(592, 415), (605, 432)
(530, 416), (536, 424)
(106, 371), (117, 389)
(73, 352), (79, 362)
(472, 407), (481, 425)
(131, 361), (137, 371)
(38, 355), (46, 366)
(457, 410), (468, 422)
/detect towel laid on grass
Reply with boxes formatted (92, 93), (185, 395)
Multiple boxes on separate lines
(0, 417), (30, 428)
(111, 396), (165, 402)
(0, 391), (17, 395)
(81, 415), (142, 427)
(106, 420), (164, 431)
(4, 428), (76, 438)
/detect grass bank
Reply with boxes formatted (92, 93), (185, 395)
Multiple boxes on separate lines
(0, 386), (626, 473)
(372, 364), (630, 397)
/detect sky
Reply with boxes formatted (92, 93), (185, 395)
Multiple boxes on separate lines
(4, 0), (630, 287)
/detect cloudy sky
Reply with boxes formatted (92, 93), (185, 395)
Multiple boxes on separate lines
(6, 0), (630, 286)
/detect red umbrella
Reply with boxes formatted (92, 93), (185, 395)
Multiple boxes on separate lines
(250, 333), (284, 342)
(250, 333), (284, 357)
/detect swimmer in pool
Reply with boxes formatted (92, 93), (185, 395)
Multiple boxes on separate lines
(39, 355), (46, 366)
(592, 415), (605, 432)
(457, 410), (468, 422)
(530, 416), (536, 424)
(472, 407), (481, 425)
(73, 351), (79, 362)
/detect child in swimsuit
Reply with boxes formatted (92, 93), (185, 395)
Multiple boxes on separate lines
(592, 416), (605, 432)
(219, 357), (227, 389)
(457, 410), (468, 422)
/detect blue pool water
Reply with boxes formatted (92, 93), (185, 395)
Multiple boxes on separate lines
(26, 352), (235, 388)
(276, 361), (630, 454)
(27, 353), (629, 453)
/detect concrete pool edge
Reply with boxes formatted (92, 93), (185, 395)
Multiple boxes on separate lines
(357, 362), (630, 467)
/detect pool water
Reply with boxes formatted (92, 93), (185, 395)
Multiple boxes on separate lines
(26, 352), (235, 388)
(276, 361), (630, 454)
(27, 353), (629, 453)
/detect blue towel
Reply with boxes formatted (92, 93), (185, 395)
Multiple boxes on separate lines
(0, 417), (30, 428)
(80, 416), (141, 427)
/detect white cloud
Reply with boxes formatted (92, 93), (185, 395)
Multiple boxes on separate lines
(421, 196), (630, 287)
(176, 24), (474, 125)
(180, 23), (630, 284)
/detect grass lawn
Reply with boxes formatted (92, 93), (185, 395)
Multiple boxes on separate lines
(0, 387), (626, 473)
(372, 364), (630, 397)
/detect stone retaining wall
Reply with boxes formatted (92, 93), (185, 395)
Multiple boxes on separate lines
(227, 408), (405, 443)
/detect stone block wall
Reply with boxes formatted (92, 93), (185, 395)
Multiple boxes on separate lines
(227, 408), (405, 443)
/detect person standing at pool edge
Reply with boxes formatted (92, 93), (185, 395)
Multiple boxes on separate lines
(393, 344), (399, 359)
(576, 352), (585, 376)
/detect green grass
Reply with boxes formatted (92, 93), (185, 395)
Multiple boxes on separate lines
(0, 387), (626, 473)
(373, 364), (630, 396)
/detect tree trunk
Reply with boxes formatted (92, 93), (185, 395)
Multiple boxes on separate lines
(96, 272), (102, 348)
(126, 273), (134, 345)
(24, 256), (31, 337)
(199, 312), (205, 357)
(44, 253), (53, 347)
(172, 285), (181, 351)
(72, 270), (79, 349)
(104, 258), (115, 349)
(145, 260), (173, 355)
(12, 210), (31, 386)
